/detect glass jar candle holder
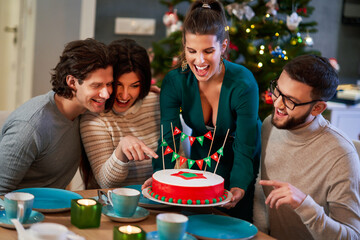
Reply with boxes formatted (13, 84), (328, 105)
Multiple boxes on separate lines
(113, 225), (146, 240)
(71, 199), (102, 229)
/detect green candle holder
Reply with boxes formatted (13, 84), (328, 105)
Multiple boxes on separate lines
(113, 225), (146, 240)
(71, 199), (102, 229)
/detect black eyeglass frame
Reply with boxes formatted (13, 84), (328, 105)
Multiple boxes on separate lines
(269, 80), (323, 110)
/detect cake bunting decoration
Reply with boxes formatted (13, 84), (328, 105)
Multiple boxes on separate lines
(196, 136), (204, 146)
(196, 160), (204, 169)
(164, 146), (173, 155)
(211, 152), (219, 162)
(171, 152), (180, 162)
(189, 136), (196, 146)
(188, 159), (196, 168)
(179, 156), (187, 166)
(204, 131), (213, 140)
(204, 126), (217, 172)
(161, 123), (230, 174)
(161, 125), (165, 170)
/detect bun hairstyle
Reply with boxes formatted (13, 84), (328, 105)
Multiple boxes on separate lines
(177, 0), (229, 68)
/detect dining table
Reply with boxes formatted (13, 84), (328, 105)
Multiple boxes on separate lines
(0, 188), (276, 240)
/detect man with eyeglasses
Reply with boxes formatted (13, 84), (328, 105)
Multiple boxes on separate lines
(253, 55), (360, 239)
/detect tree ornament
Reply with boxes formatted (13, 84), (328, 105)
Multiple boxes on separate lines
(271, 46), (285, 58)
(266, 0), (279, 16)
(296, 32), (303, 44)
(286, 12), (302, 31)
(163, 7), (182, 36)
(329, 58), (340, 72)
(225, 3), (255, 21)
(304, 33), (313, 47)
(247, 44), (257, 55)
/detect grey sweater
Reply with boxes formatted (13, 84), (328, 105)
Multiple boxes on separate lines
(254, 115), (360, 239)
(0, 91), (80, 194)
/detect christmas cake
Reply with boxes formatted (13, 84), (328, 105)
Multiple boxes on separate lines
(147, 169), (228, 205)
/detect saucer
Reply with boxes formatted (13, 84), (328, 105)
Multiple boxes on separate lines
(0, 209), (45, 229)
(147, 231), (196, 240)
(102, 205), (149, 223)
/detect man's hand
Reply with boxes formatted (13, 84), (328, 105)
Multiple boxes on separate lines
(116, 136), (158, 162)
(260, 180), (306, 209)
(222, 187), (245, 209)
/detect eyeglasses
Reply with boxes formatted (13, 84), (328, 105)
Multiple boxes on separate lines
(269, 80), (322, 110)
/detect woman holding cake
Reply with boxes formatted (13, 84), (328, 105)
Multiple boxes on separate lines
(148, 0), (261, 221)
(80, 39), (160, 189)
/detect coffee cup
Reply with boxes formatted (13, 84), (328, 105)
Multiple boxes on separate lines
(156, 213), (188, 240)
(0, 192), (34, 223)
(107, 188), (140, 217)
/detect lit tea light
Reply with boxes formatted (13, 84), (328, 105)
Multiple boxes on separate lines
(114, 225), (146, 240)
(71, 199), (102, 229)
(77, 199), (96, 206)
(119, 225), (141, 234)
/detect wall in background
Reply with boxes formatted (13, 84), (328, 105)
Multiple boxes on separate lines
(95, 0), (360, 84)
(32, 0), (81, 97)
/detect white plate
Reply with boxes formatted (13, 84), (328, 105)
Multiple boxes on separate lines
(142, 187), (232, 207)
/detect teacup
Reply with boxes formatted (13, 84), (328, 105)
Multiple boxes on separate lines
(156, 213), (188, 240)
(0, 192), (34, 223)
(107, 188), (140, 217)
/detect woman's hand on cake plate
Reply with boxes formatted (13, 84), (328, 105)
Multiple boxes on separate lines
(222, 187), (245, 209)
(115, 136), (159, 163)
(141, 177), (153, 190)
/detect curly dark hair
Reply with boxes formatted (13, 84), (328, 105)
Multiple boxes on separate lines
(106, 38), (151, 110)
(50, 38), (111, 99)
(283, 55), (339, 101)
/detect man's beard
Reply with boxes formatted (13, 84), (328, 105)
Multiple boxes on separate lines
(271, 106), (313, 130)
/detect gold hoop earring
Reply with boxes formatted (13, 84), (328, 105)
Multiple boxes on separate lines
(181, 60), (188, 71)
(219, 56), (224, 72)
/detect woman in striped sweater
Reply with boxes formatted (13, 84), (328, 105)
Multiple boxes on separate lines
(80, 39), (160, 189)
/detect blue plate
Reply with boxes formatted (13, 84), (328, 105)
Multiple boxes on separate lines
(124, 185), (169, 208)
(147, 231), (196, 240)
(102, 205), (149, 223)
(0, 209), (44, 229)
(14, 188), (82, 213)
(187, 214), (258, 240)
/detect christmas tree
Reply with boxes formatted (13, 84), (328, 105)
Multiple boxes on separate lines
(151, 0), (320, 120)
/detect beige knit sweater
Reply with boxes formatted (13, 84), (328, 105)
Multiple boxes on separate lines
(80, 92), (160, 188)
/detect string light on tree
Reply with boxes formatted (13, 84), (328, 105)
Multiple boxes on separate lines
(304, 33), (314, 47)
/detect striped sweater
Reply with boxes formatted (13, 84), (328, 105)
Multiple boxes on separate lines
(80, 92), (160, 188)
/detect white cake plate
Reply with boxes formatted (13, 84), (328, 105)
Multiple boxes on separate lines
(142, 187), (232, 207)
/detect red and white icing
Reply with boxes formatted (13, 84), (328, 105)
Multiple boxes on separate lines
(151, 169), (224, 201)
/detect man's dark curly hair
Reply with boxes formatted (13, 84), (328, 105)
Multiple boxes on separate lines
(50, 38), (111, 99)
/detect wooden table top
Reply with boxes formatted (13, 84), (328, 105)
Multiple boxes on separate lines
(0, 189), (276, 240)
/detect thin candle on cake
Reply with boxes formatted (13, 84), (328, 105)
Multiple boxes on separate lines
(214, 129), (230, 175)
(71, 198), (102, 229)
(113, 225), (146, 240)
(204, 125), (216, 172)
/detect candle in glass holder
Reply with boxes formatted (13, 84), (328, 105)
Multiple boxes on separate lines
(113, 225), (146, 240)
(71, 199), (102, 229)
